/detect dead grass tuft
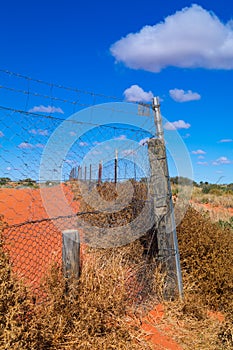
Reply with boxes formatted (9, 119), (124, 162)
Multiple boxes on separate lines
(167, 206), (233, 349)
(0, 218), (155, 349)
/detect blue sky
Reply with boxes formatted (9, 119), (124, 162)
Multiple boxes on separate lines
(0, 0), (233, 183)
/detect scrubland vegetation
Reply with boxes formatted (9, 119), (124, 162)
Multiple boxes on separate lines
(0, 179), (233, 349)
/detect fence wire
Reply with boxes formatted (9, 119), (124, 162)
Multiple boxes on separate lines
(0, 69), (170, 303)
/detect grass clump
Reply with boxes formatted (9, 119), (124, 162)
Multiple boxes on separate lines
(0, 217), (154, 349)
(32, 248), (154, 350)
(0, 220), (35, 350)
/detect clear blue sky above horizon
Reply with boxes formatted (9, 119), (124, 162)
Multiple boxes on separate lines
(0, 0), (233, 184)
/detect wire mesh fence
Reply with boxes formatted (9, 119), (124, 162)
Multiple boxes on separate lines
(0, 69), (164, 300)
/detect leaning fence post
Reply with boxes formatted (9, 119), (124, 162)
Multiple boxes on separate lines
(62, 229), (80, 279)
(147, 96), (183, 300)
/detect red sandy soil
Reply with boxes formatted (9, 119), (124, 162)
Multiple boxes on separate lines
(0, 185), (183, 350)
(191, 200), (233, 217)
(0, 184), (79, 288)
(142, 304), (183, 350)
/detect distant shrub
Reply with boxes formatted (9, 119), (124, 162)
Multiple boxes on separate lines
(209, 188), (223, 196)
(218, 217), (233, 230)
(202, 185), (211, 194)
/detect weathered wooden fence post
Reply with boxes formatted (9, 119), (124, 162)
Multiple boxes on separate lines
(147, 97), (183, 300)
(114, 149), (118, 184)
(62, 229), (80, 280)
(98, 161), (102, 184)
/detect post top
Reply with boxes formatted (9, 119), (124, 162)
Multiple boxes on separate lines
(152, 96), (160, 108)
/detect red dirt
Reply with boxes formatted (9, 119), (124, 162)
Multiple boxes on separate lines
(0, 184), (79, 289)
(0, 186), (183, 350)
(207, 310), (225, 323)
(142, 305), (183, 350)
(191, 200), (233, 216)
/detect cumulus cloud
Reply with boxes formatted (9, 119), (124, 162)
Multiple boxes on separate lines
(79, 141), (88, 147)
(64, 159), (77, 165)
(164, 120), (191, 130)
(212, 156), (231, 165)
(35, 143), (45, 149)
(122, 149), (136, 157)
(218, 138), (233, 143)
(139, 137), (150, 146)
(183, 133), (191, 139)
(197, 161), (209, 166)
(192, 149), (206, 155)
(110, 4), (233, 72)
(29, 129), (48, 136)
(29, 105), (64, 114)
(114, 135), (127, 140)
(18, 142), (34, 149)
(169, 89), (201, 102)
(91, 150), (102, 156)
(69, 131), (77, 137)
(123, 85), (153, 102)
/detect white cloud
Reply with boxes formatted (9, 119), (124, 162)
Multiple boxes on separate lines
(6, 167), (11, 171)
(69, 131), (77, 137)
(198, 155), (205, 159)
(122, 149), (136, 157)
(18, 142), (34, 149)
(218, 138), (233, 143)
(29, 129), (48, 136)
(169, 89), (201, 102)
(35, 143), (45, 149)
(123, 85), (153, 102)
(114, 135), (127, 140)
(64, 159), (77, 165)
(91, 150), (102, 155)
(79, 141), (88, 147)
(29, 105), (64, 114)
(192, 149), (206, 155)
(0, 131), (4, 137)
(182, 133), (191, 139)
(110, 4), (233, 72)
(197, 161), (209, 166)
(164, 120), (191, 130)
(139, 137), (150, 146)
(212, 156), (231, 165)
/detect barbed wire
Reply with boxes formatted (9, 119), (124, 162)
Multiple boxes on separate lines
(0, 68), (127, 102)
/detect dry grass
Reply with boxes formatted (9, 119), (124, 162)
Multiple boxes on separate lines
(177, 207), (233, 312)
(0, 217), (157, 349)
(169, 206), (233, 349)
(191, 186), (233, 209)
(29, 248), (155, 350)
(1, 182), (233, 349)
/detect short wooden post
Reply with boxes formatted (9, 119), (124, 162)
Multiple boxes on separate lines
(89, 164), (92, 183)
(84, 165), (87, 181)
(62, 229), (80, 279)
(78, 166), (81, 180)
(114, 149), (118, 184)
(98, 161), (102, 184)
